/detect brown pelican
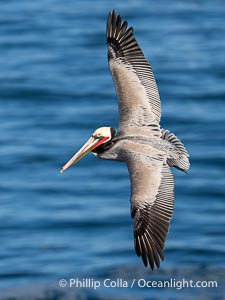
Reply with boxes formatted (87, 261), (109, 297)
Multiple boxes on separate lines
(61, 10), (190, 270)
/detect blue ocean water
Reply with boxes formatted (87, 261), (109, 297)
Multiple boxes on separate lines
(0, 0), (225, 299)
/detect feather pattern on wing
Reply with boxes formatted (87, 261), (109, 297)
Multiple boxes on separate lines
(107, 10), (161, 131)
(127, 155), (174, 269)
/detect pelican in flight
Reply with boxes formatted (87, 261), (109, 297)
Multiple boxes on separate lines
(61, 10), (190, 270)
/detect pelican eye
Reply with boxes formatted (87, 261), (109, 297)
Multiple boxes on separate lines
(93, 134), (103, 139)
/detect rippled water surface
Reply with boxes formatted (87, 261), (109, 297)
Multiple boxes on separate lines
(0, 1), (225, 299)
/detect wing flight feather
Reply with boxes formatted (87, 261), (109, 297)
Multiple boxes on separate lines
(107, 10), (161, 131)
(127, 156), (174, 269)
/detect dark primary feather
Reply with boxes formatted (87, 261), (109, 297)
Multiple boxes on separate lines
(107, 10), (161, 125)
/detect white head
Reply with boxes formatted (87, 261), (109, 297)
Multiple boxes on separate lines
(60, 127), (116, 173)
(91, 127), (113, 147)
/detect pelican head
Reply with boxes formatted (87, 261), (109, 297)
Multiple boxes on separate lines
(60, 127), (116, 173)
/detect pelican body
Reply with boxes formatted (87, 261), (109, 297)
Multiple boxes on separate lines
(61, 11), (190, 270)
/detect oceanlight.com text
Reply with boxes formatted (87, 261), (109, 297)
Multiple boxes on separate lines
(59, 277), (218, 290)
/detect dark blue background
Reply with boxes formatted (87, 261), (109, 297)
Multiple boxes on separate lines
(0, 1), (224, 299)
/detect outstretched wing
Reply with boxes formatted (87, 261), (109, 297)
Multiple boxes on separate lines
(127, 156), (174, 269)
(107, 10), (161, 131)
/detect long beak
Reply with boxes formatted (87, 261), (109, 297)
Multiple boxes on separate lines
(60, 136), (102, 173)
